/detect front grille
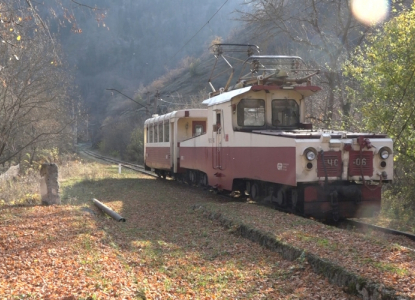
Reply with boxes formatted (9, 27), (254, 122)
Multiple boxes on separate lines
(317, 151), (342, 178)
(348, 150), (373, 177)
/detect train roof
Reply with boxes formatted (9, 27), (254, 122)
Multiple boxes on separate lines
(202, 85), (321, 107)
(202, 87), (251, 107)
(144, 109), (207, 125)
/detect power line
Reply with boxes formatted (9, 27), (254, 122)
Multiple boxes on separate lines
(106, 88), (147, 109)
(171, 0), (229, 60)
(159, 98), (188, 106)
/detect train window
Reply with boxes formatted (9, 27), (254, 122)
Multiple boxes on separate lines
(148, 125), (153, 143)
(195, 125), (203, 136)
(164, 121), (169, 142)
(237, 99), (265, 127)
(159, 123), (163, 142)
(213, 112), (221, 132)
(146, 127), (149, 143)
(193, 121), (206, 136)
(154, 123), (158, 142)
(272, 99), (299, 127)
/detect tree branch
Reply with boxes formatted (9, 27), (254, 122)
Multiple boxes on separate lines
(70, 0), (103, 11)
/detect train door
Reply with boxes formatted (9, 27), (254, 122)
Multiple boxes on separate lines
(170, 120), (176, 173)
(212, 110), (222, 169)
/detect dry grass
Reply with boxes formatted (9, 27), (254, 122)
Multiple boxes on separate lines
(0, 172), (40, 206)
(0, 153), (107, 207)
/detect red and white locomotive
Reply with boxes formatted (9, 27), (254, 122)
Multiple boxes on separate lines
(144, 44), (393, 220)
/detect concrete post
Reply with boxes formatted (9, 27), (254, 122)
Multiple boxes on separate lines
(40, 163), (60, 205)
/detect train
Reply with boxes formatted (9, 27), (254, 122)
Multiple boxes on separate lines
(144, 44), (393, 220)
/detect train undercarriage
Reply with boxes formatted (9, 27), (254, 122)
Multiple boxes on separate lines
(236, 179), (381, 221)
(152, 167), (381, 221)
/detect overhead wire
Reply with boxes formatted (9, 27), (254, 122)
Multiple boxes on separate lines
(171, 0), (229, 60)
(103, 1), (230, 124)
(105, 88), (147, 109)
(161, 0), (330, 106)
(159, 98), (188, 106)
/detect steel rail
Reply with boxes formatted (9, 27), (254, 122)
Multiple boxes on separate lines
(81, 149), (157, 177)
(341, 219), (415, 242)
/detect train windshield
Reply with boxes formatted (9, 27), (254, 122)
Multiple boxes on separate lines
(272, 99), (299, 128)
(237, 99), (265, 127)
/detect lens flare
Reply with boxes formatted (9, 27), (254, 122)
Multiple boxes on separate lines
(351, 0), (390, 26)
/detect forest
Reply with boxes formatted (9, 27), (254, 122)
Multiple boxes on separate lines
(1, 0), (415, 224)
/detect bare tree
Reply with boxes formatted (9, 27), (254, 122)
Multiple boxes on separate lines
(237, 0), (371, 128)
(0, 1), (80, 165)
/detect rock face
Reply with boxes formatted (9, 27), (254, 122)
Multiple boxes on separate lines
(40, 164), (60, 205)
(0, 164), (20, 181)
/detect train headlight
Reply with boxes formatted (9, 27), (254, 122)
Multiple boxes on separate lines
(304, 148), (316, 161)
(379, 148), (390, 159)
(306, 151), (316, 161)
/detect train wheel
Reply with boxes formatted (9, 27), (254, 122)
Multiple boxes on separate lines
(245, 181), (251, 195)
(188, 170), (198, 185)
(161, 171), (166, 179)
(250, 182), (260, 201)
(199, 173), (208, 187)
(291, 189), (298, 213)
(275, 189), (286, 208)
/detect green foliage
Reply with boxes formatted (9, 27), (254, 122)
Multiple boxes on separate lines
(126, 127), (144, 164)
(19, 147), (61, 173)
(344, 4), (415, 160)
(381, 164), (415, 224)
(99, 117), (132, 159)
(98, 141), (106, 153)
(37, 148), (60, 164)
(344, 3), (415, 221)
(109, 150), (120, 158)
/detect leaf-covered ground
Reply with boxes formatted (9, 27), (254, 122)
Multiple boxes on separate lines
(0, 161), (359, 299)
(0, 206), (138, 298)
(197, 203), (415, 299)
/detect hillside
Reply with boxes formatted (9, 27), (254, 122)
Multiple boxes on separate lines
(134, 32), (266, 111)
(52, 0), (245, 127)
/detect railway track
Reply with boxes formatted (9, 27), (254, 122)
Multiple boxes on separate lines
(81, 149), (156, 177)
(81, 148), (415, 243)
(338, 219), (415, 242)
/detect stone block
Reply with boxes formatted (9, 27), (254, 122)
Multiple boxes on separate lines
(40, 163), (60, 205)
